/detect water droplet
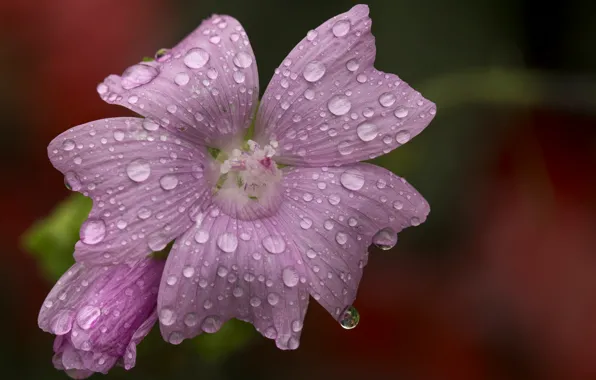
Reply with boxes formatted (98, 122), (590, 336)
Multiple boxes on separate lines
(174, 72), (190, 86)
(372, 227), (398, 250)
(182, 266), (195, 278)
(195, 230), (210, 244)
(209, 35), (221, 44)
(137, 207), (152, 220)
(356, 122), (378, 142)
(306, 29), (318, 41)
(304, 89), (315, 100)
(378, 92), (396, 107)
(338, 141), (354, 156)
(184, 48), (210, 69)
(267, 292), (280, 306)
(410, 217), (421, 226)
(339, 305), (360, 329)
(250, 297), (261, 307)
(142, 119), (159, 131)
(217, 233), (238, 253)
(332, 20), (351, 37)
(306, 249), (317, 259)
(160, 174), (178, 190)
(184, 313), (199, 327)
(166, 275), (178, 286)
(233, 51), (253, 68)
(169, 331), (184, 345)
(327, 95), (351, 116)
(300, 218), (313, 230)
(207, 68), (218, 79)
(335, 232), (348, 245)
(340, 169), (365, 191)
(303, 61), (326, 82)
(62, 139), (75, 151)
(346, 59), (359, 72)
(155, 48), (171, 62)
(395, 130), (411, 144)
(97, 83), (108, 95)
(126, 159), (151, 183)
(393, 200), (403, 210)
(113, 130), (125, 141)
(324, 220), (334, 230)
(121, 64), (159, 90)
(159, 308), (176, 326)
(282, 267), (299, 287)
(80, 219), (106, 245)
(233, 71), (245, 83)
(262, 235), (286, 254)
(76, 306), (101, 330)
(394, 107), (409, 118)
(64, 172), (82, 191)
(357, 74), (368, 83)
(201, 316), (222, 333)
(376, 179), (387, 189)
(127, 95), (138, 104)
(167, 104), (177, 114)
(328, 193), (341, 205)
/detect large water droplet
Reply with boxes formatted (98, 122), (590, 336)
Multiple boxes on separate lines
(328, 95), (351, 116)
(306, 30), (318, 41)
(137, 207), (152, 220)
(64, 172), (82, 191)
(303, 61), (326, 82)
(340, 169), (365, 191)
(174, 72), (190, 86)
(233, 51), (253, 68)
(394, 107), (409, 118)
(195, 230), (210, 244)
(217, 233), (238, 253)
(267, 292), (280, 306)
(395, 130), (411, 144)
(62, 139), (75, 151)
(282, 267), (299, 287)
(335, 232), (348, 245)
(126, 159), (151, 183)
(184, 48), (210, 69)
(378, 92), (396, 107)
(121, 64), (159, 90)
(184, 313), (199, 327)
(76, 306), (101, 330)
(201, 316), (222, 333)
(300, 218), (313, 230)
(80, 219), (106, 245)
(339, 305), (360, 329)
(262, 235), (286, 254)
(356, 122), (378, 142)
(332, 20), (351, 37)
(142, 119), (159, 131)
(338, 141), (354, 156)
(372, 227), (398, 250)
(160, 174), (178, 190)
(159, 308), (176, 326)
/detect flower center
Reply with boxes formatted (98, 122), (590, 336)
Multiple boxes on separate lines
(210, 140), (283, 220)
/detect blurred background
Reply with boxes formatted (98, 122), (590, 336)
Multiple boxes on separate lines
(1, 0), (596, 378)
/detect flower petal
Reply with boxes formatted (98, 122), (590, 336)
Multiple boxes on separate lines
(255, 4), (435, 166)
(278, 163), (429, 319)
(98, 14), (259, 149)
(157, 206), (309, 349)
(48, 117), (212, 264)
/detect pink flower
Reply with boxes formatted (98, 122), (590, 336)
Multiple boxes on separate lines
(45, 3), (435, 359)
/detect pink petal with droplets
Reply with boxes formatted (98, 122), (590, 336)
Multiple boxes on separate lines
(256, 4), (435, 166)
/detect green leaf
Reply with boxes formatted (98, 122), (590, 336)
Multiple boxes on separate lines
(21, 193), (92, 280)
(194, 319), (256, 362)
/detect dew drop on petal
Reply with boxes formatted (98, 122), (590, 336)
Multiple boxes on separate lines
(233, 52), (253, 68)
(395, 130), (411, 144)
(160, 174), (178, 190)
(184, 48), (210, 69)
(303, 61), (326, 82)
(137, 207), (152, 220)
(262, 235), (286, 254)
(339, 305), (360, 329)
(148, 232), (169, 252)
(282, 267), (299, 287)
(267, 293), (280, 306)
(356, 122), (378, 142)
(335, 232), (348, 245)
(378, 92), (396, 107)
(372, 227), (398, 250)
(332, 20), (351, 37)
(126, 159), (151, 182)
(327, 95), (351, 116)
(174, 72), (190, 86)
(142, 119), (159, 131)
(300, 218), (313, 230)
(76, 306), (101, 330)
(338, 141), (354, 156)
(340, 169), (365, 191)
(62, 139), (75, 151)
(306, 29), (318, 41)
(202, 316), (222, 333)
(346, 59), (359, 72)
(159, 308), (176, 326)
(121, 64), (159, 90)
(394, 107), (409, 118)
(80, 219), (106, 245)
(217, 233), (238, 253)
(195, 230), (210, 244)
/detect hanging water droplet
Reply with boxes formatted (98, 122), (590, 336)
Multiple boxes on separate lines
(357, 122), (378, 142)
(126, 159), (151, 183)
(332, 20), (351, 37)
(233, 51), (253, 68)
(262, 235), (286, 254)
(184, 48), (210, 69)
(202, 316), (222, 333)
(121, 64), (159, 90)
(327, 95), (351, 116)
(80, 219), (106, 245)
(217, 233), (238, 253)
(340, 169), (365, 191)
(303, 61), (326, 82)
(339, 305), (360, 329)
(148, 232), (169, 252)
(372, 227), (398, 250)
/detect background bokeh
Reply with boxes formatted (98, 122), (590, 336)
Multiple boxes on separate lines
(2, 0), (596, 379)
